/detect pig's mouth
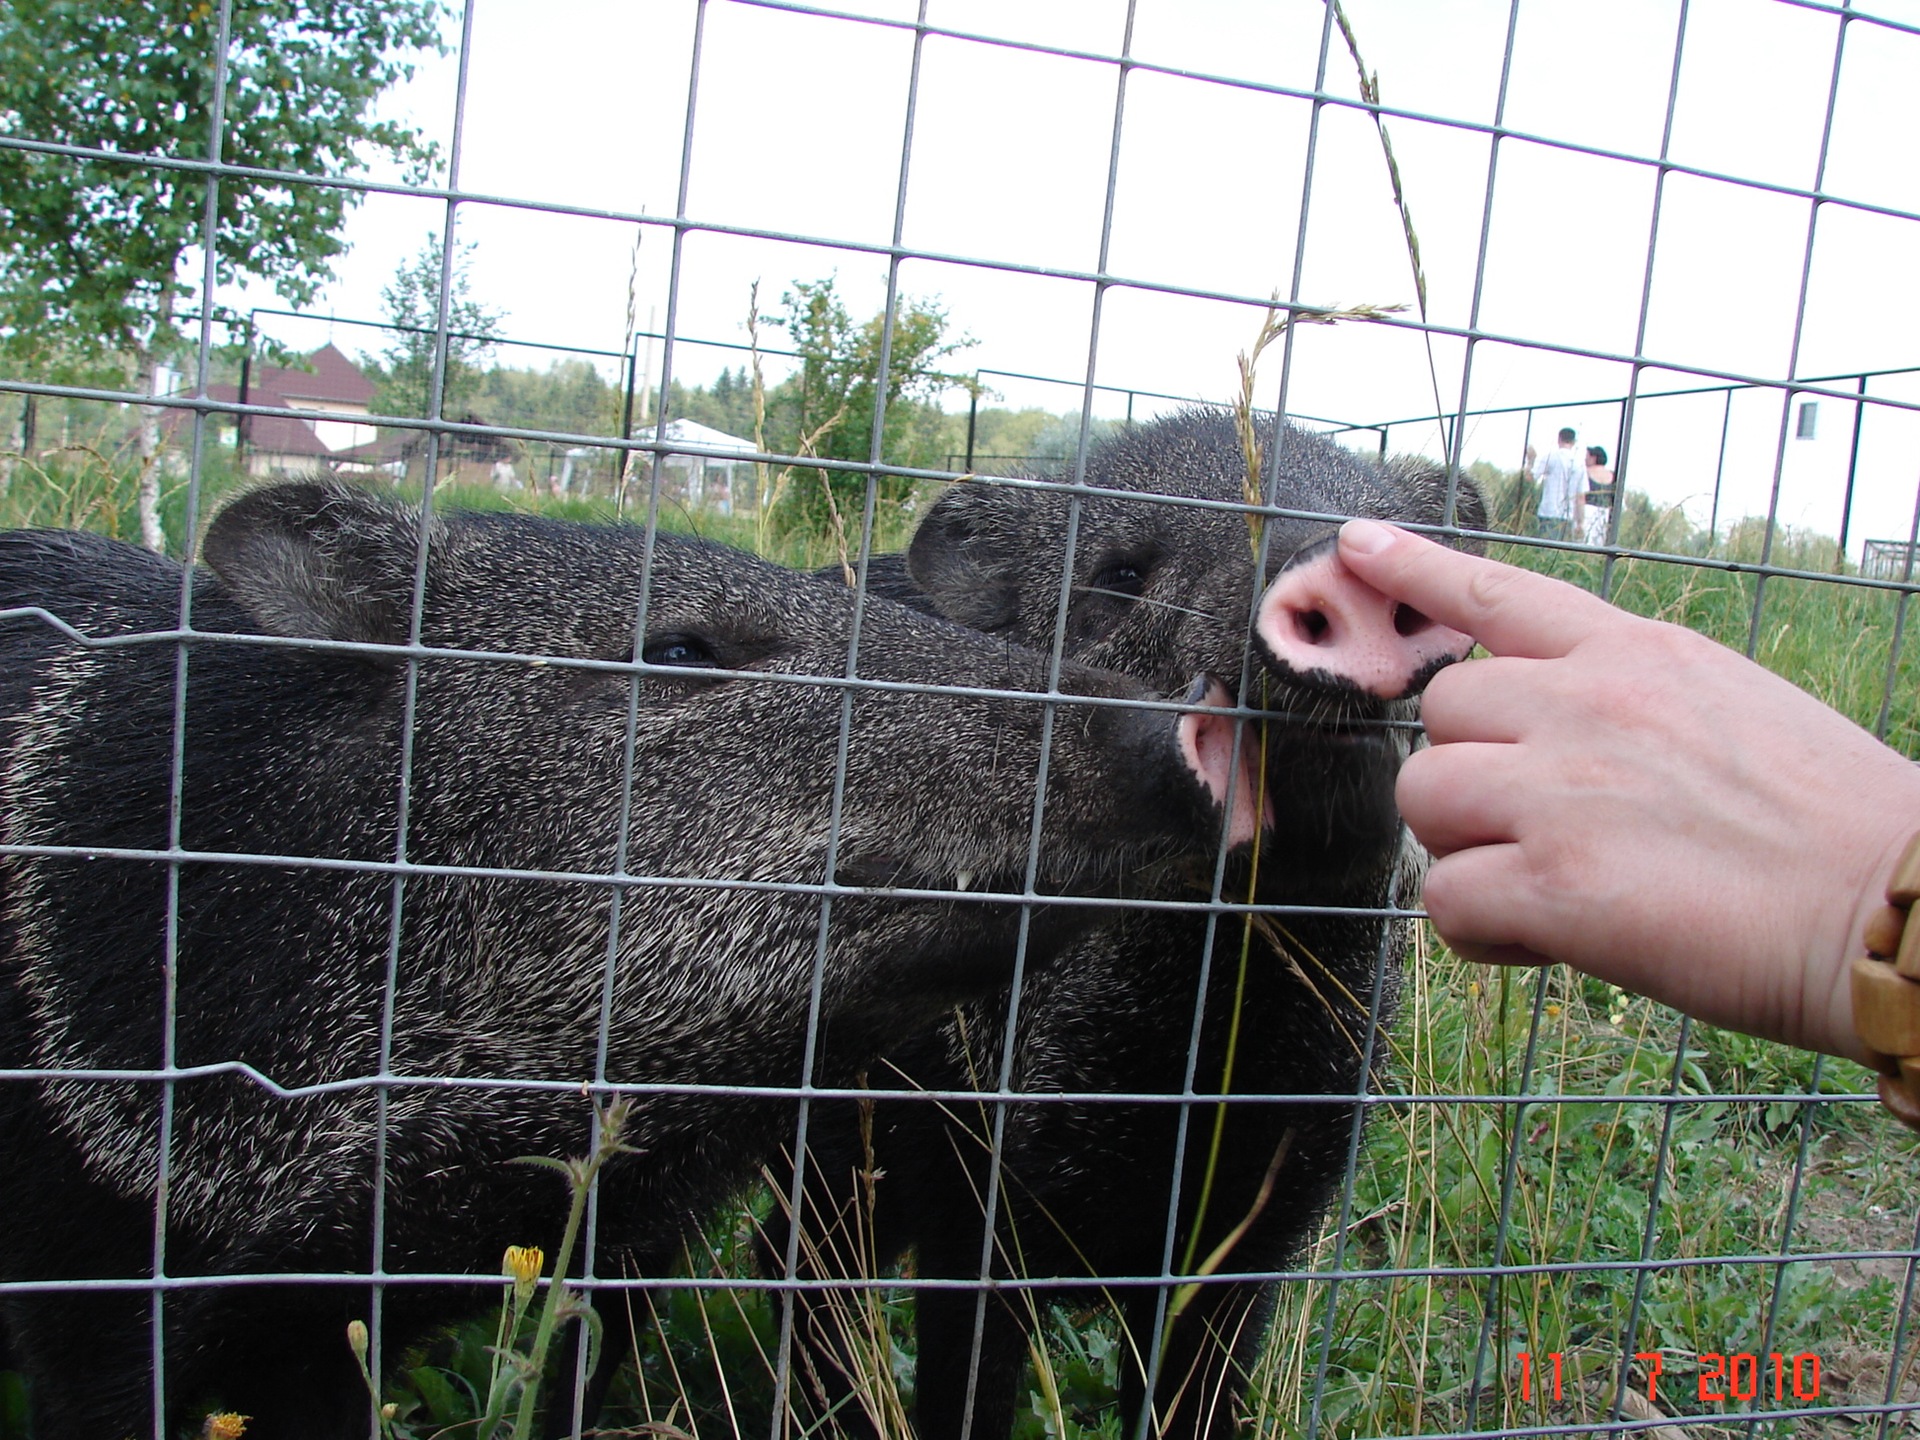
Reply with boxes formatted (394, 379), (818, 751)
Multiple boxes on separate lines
(832, 857), (1031, 897)
(1177, 676), (1275, 850)
(1240, 672), (1407, 749)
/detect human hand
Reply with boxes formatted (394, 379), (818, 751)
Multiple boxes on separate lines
(1338, 518), (1920, 1064)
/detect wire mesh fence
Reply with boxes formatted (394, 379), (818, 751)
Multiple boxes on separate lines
(3, 1), (1920, 1438)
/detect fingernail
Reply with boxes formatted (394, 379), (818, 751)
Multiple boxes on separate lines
(1341, 518), (1394, 555)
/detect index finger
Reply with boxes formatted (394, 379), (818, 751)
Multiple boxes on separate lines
(1337, 519), (1621, 660)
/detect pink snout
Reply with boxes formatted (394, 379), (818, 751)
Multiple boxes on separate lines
(1254, 543), (1473, 700)
(1176, 678), (1273, 851)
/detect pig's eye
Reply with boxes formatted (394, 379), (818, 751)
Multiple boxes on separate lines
(642, 634), (719, 669)
(1091, 559), (1149, 598)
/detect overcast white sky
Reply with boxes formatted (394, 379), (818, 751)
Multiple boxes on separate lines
(228, 0), (1920, 555)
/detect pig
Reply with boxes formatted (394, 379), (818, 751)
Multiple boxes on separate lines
(0, 481), (1254, 1439)
(776, 408), (1482, 1439)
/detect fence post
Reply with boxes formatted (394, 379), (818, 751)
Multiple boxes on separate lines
(617, 331), (640, 509)
(965, 378), (979, 472)
(1708, 386), (1733, 549)
(1837, 372), (1868, 571)
(236, 314), (254, 474)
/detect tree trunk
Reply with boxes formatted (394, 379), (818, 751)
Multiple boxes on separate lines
(134, 288), (174, 553)
(134, 344), (166, 552)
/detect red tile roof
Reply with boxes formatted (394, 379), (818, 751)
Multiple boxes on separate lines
(244, 343), (376, 408)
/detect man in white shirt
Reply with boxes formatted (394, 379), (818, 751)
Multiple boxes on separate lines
(1532, 426), (1585, 541)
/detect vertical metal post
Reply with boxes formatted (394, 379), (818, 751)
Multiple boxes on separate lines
(640, 306), (657, 425)
(965, 375), (978, 471)
(617, 330), (640, 508)
(236, 313), (254, 473)
(1708, 385), (1733, 548)
(620, 331), (639, 446)
(1518, 406), (1535, 533)
(20, 393), (36, 455)
(1604, 396), (1628, 550)
(1837, 372), (1868, 569)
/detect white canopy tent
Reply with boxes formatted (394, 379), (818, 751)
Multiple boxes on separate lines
(633, 418), (760, 514)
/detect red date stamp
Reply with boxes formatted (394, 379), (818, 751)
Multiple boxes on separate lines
(1518, 1351), (1822, 1404)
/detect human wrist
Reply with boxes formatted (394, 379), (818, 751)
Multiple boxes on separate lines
(1849, 831), (1920, 1124)
(1806, 765), (1920, 1066)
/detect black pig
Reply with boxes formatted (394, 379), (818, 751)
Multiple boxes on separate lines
(0, 482), (1252, 1438)
(778, 410), (1482, 1439)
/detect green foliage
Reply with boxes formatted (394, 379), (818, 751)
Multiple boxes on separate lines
(671, 365), (759, 441)
(0, 1370), (27, 1440)
(1257, 936), (1906, 1438)
(1016, 1308), (1122, 1439)
(761, 276), (975, 537)
(960, 409), (1129, 476)
(0, 0), (445, 374)
(365, 237), (506, 424)
(1467, 458), (1535, 535)
(477, 359), (619, 439)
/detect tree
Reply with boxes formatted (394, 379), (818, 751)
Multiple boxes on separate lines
(0, 0), (446, 550)
(368, 236), (505, 425)
(766, 277), (975, 537)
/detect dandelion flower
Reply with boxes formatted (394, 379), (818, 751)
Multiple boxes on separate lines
(504, 1244), (545, 1308)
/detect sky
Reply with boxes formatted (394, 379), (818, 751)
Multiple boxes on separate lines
(221, 0), (1920, 557)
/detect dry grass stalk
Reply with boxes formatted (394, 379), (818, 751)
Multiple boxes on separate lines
(1232, 295), (1406, 557)
(614, 220), (645, 513)
(1165, 1130), (1296, 1331)
(1330, 0), (1450, 450)
(748, 279), (770, 527)
(762, 1146), (914, 1438)
(814, 463), (857, 588)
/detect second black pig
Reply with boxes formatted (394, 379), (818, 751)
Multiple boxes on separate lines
(778, 409), (1482, 1440)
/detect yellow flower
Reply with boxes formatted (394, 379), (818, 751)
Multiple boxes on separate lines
(346, 1319), (369, 1363)
(201, 1414), (249, 1440)
(503, 1244), (545, 1307)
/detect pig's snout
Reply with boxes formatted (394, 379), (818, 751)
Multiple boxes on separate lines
(1254, 541), (1473, 700)
(1176, 677), (1272, 851)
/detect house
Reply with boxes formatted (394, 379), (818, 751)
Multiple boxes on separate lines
(221, 343), (379, 477)
(178, 344), (510, 488)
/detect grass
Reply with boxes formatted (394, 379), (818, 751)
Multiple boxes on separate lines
(0, 439), (920, 573)
(4, 453), (1919, 1439)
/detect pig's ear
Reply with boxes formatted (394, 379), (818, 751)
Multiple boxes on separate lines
(1453, 473), (1488, 541)
(907, 482), (1029, 632)
(202, 482), (441, 647)
(1389, 460), (1487, 553)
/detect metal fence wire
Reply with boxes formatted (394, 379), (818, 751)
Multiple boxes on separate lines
(3, 1), (1920, 1438)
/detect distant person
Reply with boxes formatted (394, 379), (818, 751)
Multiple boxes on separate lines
(1583, 445), (1615, 543)
(1531, 426), (1585, 541)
